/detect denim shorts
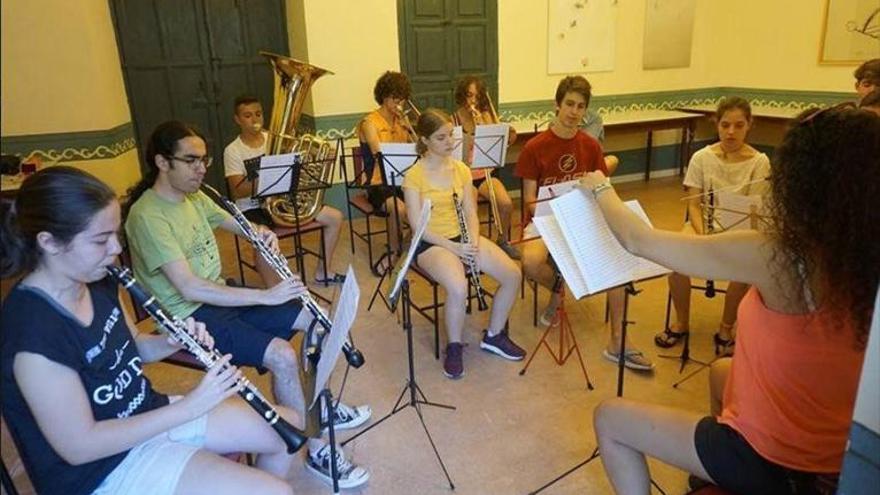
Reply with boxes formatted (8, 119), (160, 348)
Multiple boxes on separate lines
(192, 300), (303, 368)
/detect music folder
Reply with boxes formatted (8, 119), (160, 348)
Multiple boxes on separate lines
(533, 186), (670, 299)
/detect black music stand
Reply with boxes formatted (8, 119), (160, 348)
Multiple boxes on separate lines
(253, 148), (336, 303)
(366, 147), (418, 312)
(342, 203), (456, 490)
(528, 280), (666, 495)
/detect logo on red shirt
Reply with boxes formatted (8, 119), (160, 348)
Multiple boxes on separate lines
(558, 154), (577, 173)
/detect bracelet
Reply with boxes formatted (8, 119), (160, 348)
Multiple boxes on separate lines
(591, 179), (613, 199)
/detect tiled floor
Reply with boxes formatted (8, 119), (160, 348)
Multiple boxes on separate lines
(3, 176), (737, 495)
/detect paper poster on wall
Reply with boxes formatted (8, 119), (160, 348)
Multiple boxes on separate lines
(547, 0), (617, 75)
(642, 0), (696, 70)
(819, 0), (880, 64)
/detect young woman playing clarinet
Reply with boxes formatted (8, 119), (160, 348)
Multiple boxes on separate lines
(451, 75), (520, 260)
(1, 167), (298, 495)
(581, 104), (878, 494)
(402, 109), (524, 380)
(654, 96), (771, 356)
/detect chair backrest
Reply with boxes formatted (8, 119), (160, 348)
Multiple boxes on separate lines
(349, 146), (368, 187)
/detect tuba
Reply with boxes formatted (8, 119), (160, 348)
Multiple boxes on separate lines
(260, 51), (335, 227)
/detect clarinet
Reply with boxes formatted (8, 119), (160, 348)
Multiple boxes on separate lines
(106, 265), (307, 454)
(704, 186), (716, 298)
(452, 192), (489, 311)
(201, 185), (365, 369)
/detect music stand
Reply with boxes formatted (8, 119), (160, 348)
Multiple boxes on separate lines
(341, 201), (457, 490)
(253, 149), (336, 303)
(366, 145), (419, 312)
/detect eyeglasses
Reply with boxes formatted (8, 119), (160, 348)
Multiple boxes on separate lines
(164, 154), (213, 169)
(798, 101), (857, 124)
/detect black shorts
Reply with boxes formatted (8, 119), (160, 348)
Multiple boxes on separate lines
(694, 416), (839, 495)
(414, 235), (461, 260)
(243, 208), (275, 228)
(191, 300), (303, 368)
(366, 185), (403, 213)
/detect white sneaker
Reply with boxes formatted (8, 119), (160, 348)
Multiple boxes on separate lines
(306, 443), (370, 489)
(322, 401), (371, 431)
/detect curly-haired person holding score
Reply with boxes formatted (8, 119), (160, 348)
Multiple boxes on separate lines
(580, 105), (878, 494)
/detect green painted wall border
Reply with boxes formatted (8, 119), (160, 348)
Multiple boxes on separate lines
(1, 122), (136, 163)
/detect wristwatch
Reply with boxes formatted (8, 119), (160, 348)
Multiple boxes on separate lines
(591, 178), (613, 198)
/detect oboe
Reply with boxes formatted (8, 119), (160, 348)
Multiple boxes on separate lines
(202, 184), (365, 369)
(106, 265), (307, 454)
(452, 192), (488, 311)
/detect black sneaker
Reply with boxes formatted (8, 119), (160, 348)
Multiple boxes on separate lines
(321, 401), (371, 431)
(305, 443), (370, 489)
(480, 330), (526, 361)
(443, 343), (464, 379)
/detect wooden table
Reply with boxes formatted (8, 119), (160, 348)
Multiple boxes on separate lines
(677, 104), (803, 122)
(511, 110), (703, 181)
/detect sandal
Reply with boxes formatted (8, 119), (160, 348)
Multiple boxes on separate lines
(314, 272), (346, 285)
(713, 332), (735, 356)
(654, 327), (688, 348)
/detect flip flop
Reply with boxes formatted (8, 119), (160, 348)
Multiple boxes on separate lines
(314, 272), (346, 285)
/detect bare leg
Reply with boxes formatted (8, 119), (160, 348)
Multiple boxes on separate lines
(521, 238), (555, 289)
(474, 236), (521, 333)
(668, 272), (692, 332)
(604, 155), (620, 176)
(720, 282), (749, 340)
(255, 246), (282, 288)
(313, 206), (343, 279)
(174, 398), (297, 495)
(709, 357), (732, 416)
(594, 397), (713, 495)
(261, 309), (313, 415)
(384, 196), (407, 252)
(417, 247), (468, 344)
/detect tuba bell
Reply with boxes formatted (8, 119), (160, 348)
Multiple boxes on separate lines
(260, 51), (335, 227)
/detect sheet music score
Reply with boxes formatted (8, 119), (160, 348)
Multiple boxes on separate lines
(535, 180), (579, 217)
(472, 123), (510, 169)
(545, 189), (670, 298)
(379, 142), (419, 183)
(387, 199), (432, 304)
(452, 126), (464, 162)
(256, 152), (301, 197)
(716, 191), (765, 232)
(532, 214), (589, 297)
(311, 265), (359, 408)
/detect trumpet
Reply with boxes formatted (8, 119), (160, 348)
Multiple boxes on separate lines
(452, 192), (488, 311)
(107, 265), (307, 454)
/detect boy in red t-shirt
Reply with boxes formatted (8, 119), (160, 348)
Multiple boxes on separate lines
(515, 76), (653, 371)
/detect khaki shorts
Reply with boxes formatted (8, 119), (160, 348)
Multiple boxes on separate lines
(92, 397), (207, 495)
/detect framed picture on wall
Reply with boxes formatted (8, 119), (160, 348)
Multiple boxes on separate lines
(818, 0), (880, 64)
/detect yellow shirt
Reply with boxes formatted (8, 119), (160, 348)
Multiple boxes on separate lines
(403, 159), (473, 239)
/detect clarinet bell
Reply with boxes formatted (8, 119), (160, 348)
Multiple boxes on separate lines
(705, 280), (716, 298)
(343, 344), (365, 368)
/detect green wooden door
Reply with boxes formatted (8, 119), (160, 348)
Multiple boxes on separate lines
(398, 0), (498, 114)
(109, 0), (288, 189)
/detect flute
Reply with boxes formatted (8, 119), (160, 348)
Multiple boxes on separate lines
(452, 192), (488, 311)
(106, 265), (307, 454)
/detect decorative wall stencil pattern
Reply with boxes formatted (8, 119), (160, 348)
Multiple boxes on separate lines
(1, 123), (136, 163)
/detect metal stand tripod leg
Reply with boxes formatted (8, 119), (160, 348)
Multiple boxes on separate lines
(341, 281), (455, 489)
(527, 284), (666, 495)
(519, 286), (593, 390)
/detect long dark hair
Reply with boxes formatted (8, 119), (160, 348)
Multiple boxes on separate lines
(769, 106), (880, 345)
(123, 120), (204, 218)
(1, 166), (116, 278)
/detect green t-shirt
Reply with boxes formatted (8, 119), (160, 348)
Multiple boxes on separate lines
(124, 189), (231, 318)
